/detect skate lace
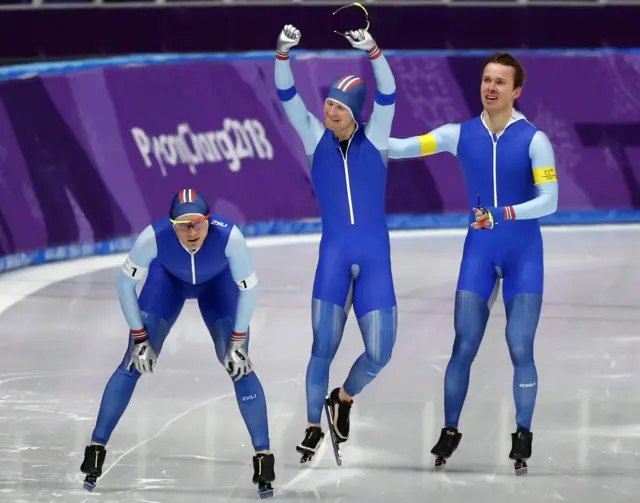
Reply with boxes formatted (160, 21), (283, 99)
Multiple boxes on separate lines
(441, 429), (458, 448)
(305, 428), (321, 443)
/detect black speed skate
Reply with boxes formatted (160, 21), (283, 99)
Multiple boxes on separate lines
(296, 426), (325, 463)
(324, 387), (352, 466)
(509, 427), (532, 476)
(327, 388), (352, 443)
(430, 427), (462, 469)
(253, 452), (275, 499)
(80, 444), (107, 492)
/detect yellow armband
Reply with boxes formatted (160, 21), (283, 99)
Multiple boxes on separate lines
(532, 167), (557, 184)
(418, 133), (437, 156)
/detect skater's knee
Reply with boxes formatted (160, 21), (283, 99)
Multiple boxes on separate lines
(359, 307), (397, 370)
(451, 336), (481, 364)
(116, 361), (143, 380)
(365, 345), (393, 372)
(310, 343), (335, 361)
(507, 341), (534, 367)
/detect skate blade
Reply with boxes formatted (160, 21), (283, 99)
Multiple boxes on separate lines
(83, 476), (97, 492)
(514, 460), (528, 476)
(299, 452), (314, 464)
(258, 482), (274, 499)
(324, 397), (343, 466)
(433, 456), (446, 470)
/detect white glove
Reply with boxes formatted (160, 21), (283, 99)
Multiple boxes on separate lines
(277, 24), (301, 54)
(344, 29), (376, 52)
(128, 339), (157, 374)
(224, 340), (254, 381)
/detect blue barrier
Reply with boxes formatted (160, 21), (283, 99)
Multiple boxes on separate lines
(2, 211), (640, 275)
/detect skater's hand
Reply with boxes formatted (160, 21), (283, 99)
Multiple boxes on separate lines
(344, 29), (376, 52)
(224, 339), (254, 381)
(277, 24), (301, 54)
(127, 338), (157, 374)
(471, 206), (506, 230)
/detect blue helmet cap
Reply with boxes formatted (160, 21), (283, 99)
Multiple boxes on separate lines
(169, 189), (210, 220)
(326, 75), (366, 120)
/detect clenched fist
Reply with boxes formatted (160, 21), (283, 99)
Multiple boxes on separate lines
(277, 24), (301, 54)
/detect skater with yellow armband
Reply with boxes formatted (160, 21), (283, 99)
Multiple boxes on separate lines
(389, 53), (558, 476)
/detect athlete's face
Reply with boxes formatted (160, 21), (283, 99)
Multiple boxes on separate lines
(173, 215), (209, 251)
(324, 99), (354, 135)
(481, 63), (522, 111)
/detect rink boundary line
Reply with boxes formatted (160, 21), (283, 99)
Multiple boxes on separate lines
(3, 212), (640, 274)
(0, 222), (638, 320)
(242, 223), (640, 247)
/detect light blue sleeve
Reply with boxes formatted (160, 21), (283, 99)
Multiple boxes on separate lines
(388, 123), (461, 159)
(364, 53), (396, 151)
(224, 225), (258, 334)
(275, 58), (326, 156)
(115, 225), (158, 331)
(509, 131), (559, 220)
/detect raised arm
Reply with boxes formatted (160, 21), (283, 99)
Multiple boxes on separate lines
(275, 25), (325, 156)
(116, 225), (158, 338)
(345, 31), (396, 151)
(507, 131), (558, 220)
(224, 225), (258, 343)
(388, 123), (461, 159)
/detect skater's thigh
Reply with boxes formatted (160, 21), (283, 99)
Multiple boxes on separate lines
(456, 240), (498, 303)
(312, 241), (353, 309)
(502, 238), (544, 306)
(138, 261), (186, 326)
(198, 269), (246, 364)
(118, 262), (186, 367)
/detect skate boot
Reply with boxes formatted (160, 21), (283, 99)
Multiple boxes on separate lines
(430, 427), (462, 469)
(296, 426), (324, 463)
(253, 452), (275, 499)
(327, 387), (352, 443)
(509, 426), (532, 476)
(80, 444), (107, 492)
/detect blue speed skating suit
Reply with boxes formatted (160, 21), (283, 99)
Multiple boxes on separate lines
(389, 111), (559, 432)
(275, 41), (398, 429)
(88, 190), (270, 453)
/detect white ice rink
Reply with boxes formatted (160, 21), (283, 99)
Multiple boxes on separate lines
(1, 225), (639, 503)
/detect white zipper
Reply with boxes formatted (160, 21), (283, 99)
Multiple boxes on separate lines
(481, 112), (524, 208)
(339, 126), (357, 225)
(491, 133), (498, 206)
(341, 147), (355, 225)
(190, 252), (196, 284)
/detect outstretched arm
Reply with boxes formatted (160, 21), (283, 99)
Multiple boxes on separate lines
(275, 25), (325, 156)
(505, 131), (558, 220)
(224, 226), (258, 343)
(116, 225), (158, 336)
(388, 123), (461, 159)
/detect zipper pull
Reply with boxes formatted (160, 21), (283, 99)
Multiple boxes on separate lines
(477, 193), (487, 214)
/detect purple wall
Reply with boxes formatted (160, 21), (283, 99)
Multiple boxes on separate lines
(0, 52), (639, 260)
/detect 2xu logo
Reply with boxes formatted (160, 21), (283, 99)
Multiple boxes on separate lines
(131, 119), (274, 177)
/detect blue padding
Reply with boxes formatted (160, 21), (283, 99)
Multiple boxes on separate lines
(276, 85), (297, 102)
(0, 49), (639, 81)
(2, 210), (640, 274)
(374, 90), (396, 106)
